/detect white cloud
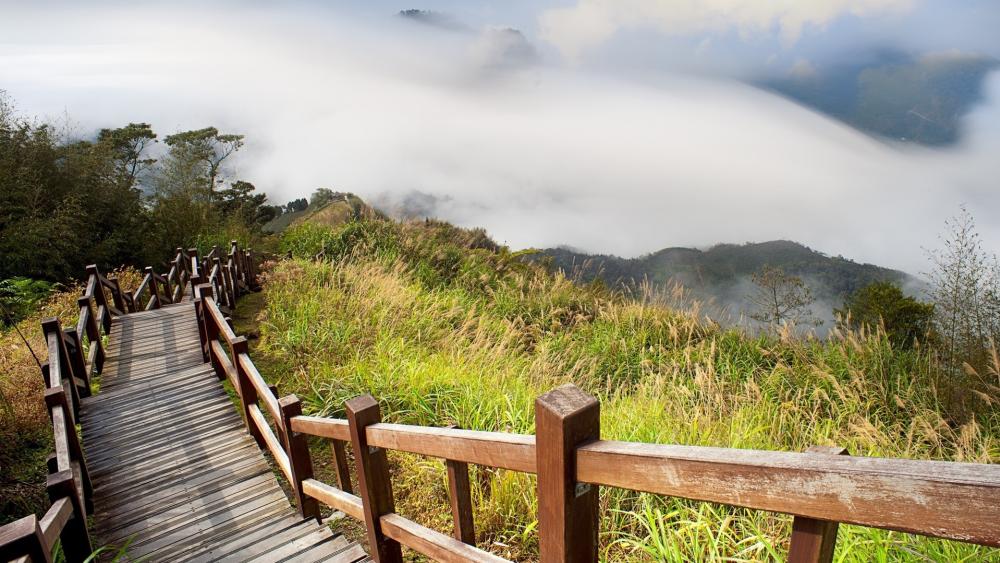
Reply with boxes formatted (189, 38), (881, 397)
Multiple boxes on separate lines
(1, 2), (997, 274)
(539, 0), (914, 59)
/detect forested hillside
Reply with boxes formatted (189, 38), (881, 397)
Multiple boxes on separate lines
(538, 240), (916, 324)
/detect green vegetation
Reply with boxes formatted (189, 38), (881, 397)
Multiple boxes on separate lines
(0, 91), (282, 306)
(836, 281), (934, 349)
(253, 217), (999, 561)
(0, 278), (56, 326)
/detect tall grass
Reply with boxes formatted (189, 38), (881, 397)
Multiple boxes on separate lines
(258, 219), (999, 561)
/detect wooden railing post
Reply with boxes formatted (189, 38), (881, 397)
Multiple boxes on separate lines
(44, 387), (93, 512)
(0, 515), (51, 563)
(331, 440), (353, 495)
(230, 240), (242, 286)
(441, 424), (476, 545)
(79, 296), (105, 373)
(346, 395), (402, 563)
(194, 284), (213, 363)
(446, 458), (476, 545)
(212, 254), (229, 308)
(246, 249), (257, 289)
(535, 384), (600, 563)
(86, 265), (113, 332)
(106, 275), (128, 314)
(145, 266), (160, 309)
(62, 328), (91, 398)
(233, 336), (266, 449)
(46, 470), (91, 563)
(41, 319), (80, 421)
(279, 395), (321, 520)
(788, 446), (850, 563)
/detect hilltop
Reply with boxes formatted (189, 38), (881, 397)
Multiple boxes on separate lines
(264, 191), (376, 233)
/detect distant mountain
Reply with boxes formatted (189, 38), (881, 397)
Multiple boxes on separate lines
(536, 240), (919, 321)
(763, 50), (998, 146)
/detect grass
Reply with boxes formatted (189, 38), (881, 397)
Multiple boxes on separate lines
(245, 219), (1000, 561)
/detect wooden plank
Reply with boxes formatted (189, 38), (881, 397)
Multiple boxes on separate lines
(81, 377), (221, 419)
(85, 409), (243, 464)
(91, 442), (259, 498)
(290, 416), (536, 473)
(332, 439), (354, 494)
(177, 513), (311, 562)
(302, 479), (364, 520)
(100, 475), (280, 542)
(141, 503), (295, 560)
(0, 515), (49, 563)
(125, 489), (290, 557)
(88, 434), (253, 486)
(575, 441), (1000, 547)
(248, 403), (293, 481)
(244, 528), (345, 563)
(91, 446), (268, 514)
(38, 497), (73, 553)
(101, 476), (283, 543)
(379, 514), (510, 563)
(83, 381), (227, 426)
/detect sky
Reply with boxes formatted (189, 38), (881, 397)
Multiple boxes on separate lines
(1, 0), (999, 274)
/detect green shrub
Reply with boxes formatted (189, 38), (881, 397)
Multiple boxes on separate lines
(0, 278), (56, 326)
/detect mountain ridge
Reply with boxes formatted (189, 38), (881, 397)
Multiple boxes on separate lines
(537, 240), (919, 320)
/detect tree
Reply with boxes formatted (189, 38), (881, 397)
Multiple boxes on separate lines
(925, 207), (1000, 374)
(310, 187), (337, 207)
(216, 180), (274, 226)
(285, 198), (308, 213)
(747, 265), (818, 327)
(836, 281), (934, 348)
(96, 123), (157, 189)
(163, 127), (244, 200)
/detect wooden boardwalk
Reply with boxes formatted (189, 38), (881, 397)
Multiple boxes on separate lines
(79, 302), (367, 562)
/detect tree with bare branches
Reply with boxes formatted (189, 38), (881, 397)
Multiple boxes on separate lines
(747, 265), (818, 328)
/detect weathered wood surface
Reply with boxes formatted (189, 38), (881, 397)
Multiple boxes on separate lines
(80, 303), (368, 562)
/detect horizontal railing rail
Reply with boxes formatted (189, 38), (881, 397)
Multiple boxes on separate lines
(190, 284), (1000, 563)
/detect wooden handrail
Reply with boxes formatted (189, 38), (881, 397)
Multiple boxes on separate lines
(287, 414), (1000, 548)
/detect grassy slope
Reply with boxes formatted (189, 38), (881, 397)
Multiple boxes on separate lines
(252, 219), (999, 561)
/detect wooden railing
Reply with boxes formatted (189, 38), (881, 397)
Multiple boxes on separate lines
(0, 266), (116, 562)
(191, 282), (1000, 563)
(0, 243), (259, 563)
